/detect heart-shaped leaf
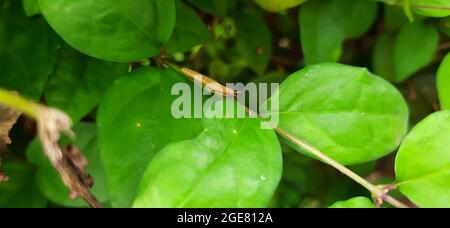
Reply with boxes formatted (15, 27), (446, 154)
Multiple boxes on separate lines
(437, 53), (450, 110)
(395, 111), (450, 208)
(266, 63), (409, 165)
(133, 100), (282, 208)
(44, 44), (128, 123)
(38, 0), (176, 62)
(97, 67), (203, 207)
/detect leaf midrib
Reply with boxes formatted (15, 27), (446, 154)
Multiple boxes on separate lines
(397, 164), (450, 186)
(111, 1), (160, 47)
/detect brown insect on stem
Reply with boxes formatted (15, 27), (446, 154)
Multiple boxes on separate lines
(180, 67), (238, 97)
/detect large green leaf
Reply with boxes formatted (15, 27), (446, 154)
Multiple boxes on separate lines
(44, 44), (128, 123)
(236, 7), (272, 74)
(165, 1), (211, 54)
(299, 0), (377, 65)
(437, 53), (450, 110)
(329, 197), (375, 208)
(0, 159), (47, 208)
(27, 123), (109, 207)
(0, 0), (60, 100)
(411, 0), (450, 17)
(266, 63), (409, 165)
(394, 21), (439, 83)
(133, 100), (282, 208)
(255, 0), (306, 12)
(395, 111), (450, 208)
(372, 33), (396, 82)
(97, 67), (203, 208)
(37, 0), (176, 62)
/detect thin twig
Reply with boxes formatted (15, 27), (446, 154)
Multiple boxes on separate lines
(373, 0), (450, 11)
(383, 195), (409, 208)
(162, 60), (409, 208)
(274, 127), (383, 197)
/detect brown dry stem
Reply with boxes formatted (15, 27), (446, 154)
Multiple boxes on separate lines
(0, 89), (101, 208)
(163, 60), (410, 208)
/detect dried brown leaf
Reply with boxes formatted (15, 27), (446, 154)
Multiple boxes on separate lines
(0, 102), (22, 182)
(36, 107), (101, 208)
(0, 103), (21, 148)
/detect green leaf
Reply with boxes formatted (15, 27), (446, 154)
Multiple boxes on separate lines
(329, 197), (375, 208)
(438, 53), (450, 110)
(254, 0), (306, 12)
(0, 0), (60, 100)
(299, 0), (377, 65)
(372, 33), (396, 82)
(299, 0), (345, 65)
(341, 0), (378, 39)
(395, 111), (450, 208)
(22, 0), (41, 17)
(236, 7), (272, 74)
(0, 159), (47, 208)
(411, 0), (450, 17)
(394, 21), (439, 83)
(384, 5), (409, 32)
(132, 100), (282, 208)
(37, 0), (176, 62)
(44, 44), (128, 123)
(165, 1), (211, 54)
(266, 63), (409, 165)
(97, 67), (203, 208)
(27, 123), (109, 207)
(188, 0), (229, 17)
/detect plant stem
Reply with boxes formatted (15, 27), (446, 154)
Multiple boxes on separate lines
(0, 88), (102, 208)
(162, 60), (409, 208)
(274, 127), (382, 196)
(383, 195), (409, 208)
(0, 89), (41, 118)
